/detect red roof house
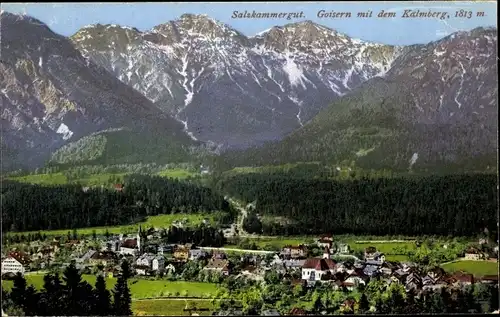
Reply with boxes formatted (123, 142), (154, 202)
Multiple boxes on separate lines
(8, 251), (31, 266)
(301, 258), (337, 281)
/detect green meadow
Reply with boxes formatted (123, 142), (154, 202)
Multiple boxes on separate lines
(156, 168), (198, 179)
(7, 168), (198, 187)
(132, 299), (216, 316)
(2, 274), (218, 299)
(441, 260), (499, 277)
(6, 172), (127, 186)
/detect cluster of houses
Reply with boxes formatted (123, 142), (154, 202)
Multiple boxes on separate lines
(296, 246), (497, 292)
(2, 231), (498, 298)
(233, 236), (498, 294)
(1, 226), (231, 278)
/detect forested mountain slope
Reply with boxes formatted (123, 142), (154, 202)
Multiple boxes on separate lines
(218, 27), (498, 172)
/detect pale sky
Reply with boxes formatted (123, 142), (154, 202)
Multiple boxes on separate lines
(1, 2), (497, 45)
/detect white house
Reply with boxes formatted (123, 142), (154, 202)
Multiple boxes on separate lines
(316, 235), (333, 248)
(301, 250), (337, 281)
(337, 243), (350, 254)
(135, 253), (165, 275)
(152, 257), (165, 271)
(2, 251), (31, 275)
(189, 249), (208, 261)
(120, 238), (139, 256)
(119, 227), (142, 255)
(164, 263), (176, 274)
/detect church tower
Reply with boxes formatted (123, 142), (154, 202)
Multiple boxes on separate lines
(323, 247), (331, 259)
(137, 225), (142, 254)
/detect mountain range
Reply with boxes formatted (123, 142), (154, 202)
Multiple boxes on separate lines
(71, 14), (400, 148)
(0, 11), (497, 172)
(221, 27), (498, 171)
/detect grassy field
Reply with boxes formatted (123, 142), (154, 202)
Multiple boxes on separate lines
(7, 172), (126, 186)
(441, 260), (499, 277)
(225, 236), (317, 250)
(223, 162), (322, 176)
(10, 213), (218, 237)
(253, 237), (316, 249)
(157, 168), (198, 180)
(349, 241), (417, 260)
(384, 254), (410, 262)
(8, 173), (69, 185)
(227, 236), (416, 257)
(132, 299), (216, 316)
(8, 168), (198, 186)
(2, 274), (218, 299)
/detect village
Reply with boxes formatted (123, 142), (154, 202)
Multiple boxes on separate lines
(2, 225), (499, 317)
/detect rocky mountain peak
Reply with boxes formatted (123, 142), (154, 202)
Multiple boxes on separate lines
(150, 13), (246, 44)
(1, 11), (82, 64)
(254, 20), (360, 54)
(71, 23), (142, 52)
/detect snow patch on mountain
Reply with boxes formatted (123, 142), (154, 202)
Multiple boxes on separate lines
(283, 54), (309, 89)
(409, 152), (419, 169)
(290, 96), (304, 126)
(56, 123), (74, 140)
(255, 28), (272, 37)
(454, 61), (466, 109)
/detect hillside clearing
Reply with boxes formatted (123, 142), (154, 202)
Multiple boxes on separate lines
(8, 213), (219, 237)
(157, 168), (199, 179)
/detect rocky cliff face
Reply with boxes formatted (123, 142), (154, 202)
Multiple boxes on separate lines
(0, 12), (194, 170)
(71, 14), (400, 148)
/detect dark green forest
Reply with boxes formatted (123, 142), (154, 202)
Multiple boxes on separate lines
(2, 262), (133, 316)
(212, 79), (497, 173)
(218, 173), (498, 237)
(2, 174), (232, 232)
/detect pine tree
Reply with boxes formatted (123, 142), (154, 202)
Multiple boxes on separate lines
(121, 279), (132, 316)
(112, 276), (132, 316)
(121, 260), (132, 280)
(387, 286), (406, 314)
(403, 289), (418, 314)
(94, 274), (111, 316)
(23, 286), (39, 316)
(489, 284), (499, 312)
(10, 273), (27, 310)
(358, 293), (370, 313)
(429, 289), (446, 313)
(40, 273), (65, 316)
(465, 286), (480, 313)
(375, 297), (386, 314)
(62, 263), (87, 315)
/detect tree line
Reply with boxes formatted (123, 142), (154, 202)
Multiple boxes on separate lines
(162, 225), (227, 247)
(214, 273), (499, 315)
(2, 174), (232, 232)
(220, 173), (498, 237)
(2, 261), (133, 316)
